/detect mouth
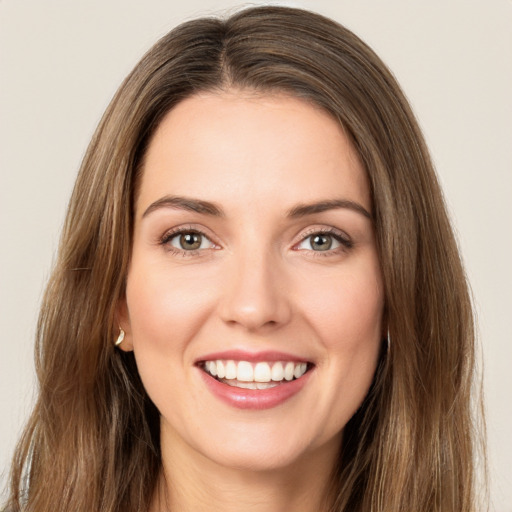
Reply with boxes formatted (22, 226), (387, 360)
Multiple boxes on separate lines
(198, 359), (312, 390)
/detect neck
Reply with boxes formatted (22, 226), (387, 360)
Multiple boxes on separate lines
(151, 428), (340, 512)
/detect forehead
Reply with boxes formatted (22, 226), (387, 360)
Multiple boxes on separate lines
(136, 90), (370, 216)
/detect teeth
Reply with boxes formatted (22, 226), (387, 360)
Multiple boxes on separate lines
(271, 362), (284, 381)
(217, 360), (226, 379)
(202, 359), (309, 384)
(237, 361), (253, 382)
(207, 361), (217, 377)
(284, 362), (295, 381)
(223, 380), (280, 390)
(225, 360), (237, 379)
(294, 362), (307, 379)
(256, 381), (278, 389)
(254, 362), (272, 382)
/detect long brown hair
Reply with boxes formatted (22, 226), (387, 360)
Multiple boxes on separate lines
(6, 6), (484, 511)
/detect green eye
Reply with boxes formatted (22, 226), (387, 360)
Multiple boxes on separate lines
(310, 234), (334, 251)
(297, 233), (342, 252)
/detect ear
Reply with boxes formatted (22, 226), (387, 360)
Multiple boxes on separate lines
(115, 297), (134, 352)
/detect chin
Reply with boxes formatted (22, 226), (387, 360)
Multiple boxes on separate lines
(186, 420), (341, 474)
(210, 445), (305, 473)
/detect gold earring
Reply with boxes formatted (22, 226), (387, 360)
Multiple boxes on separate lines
(114, 328), (125, 347)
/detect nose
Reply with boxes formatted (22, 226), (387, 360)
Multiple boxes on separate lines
(217, 247), (292, 332)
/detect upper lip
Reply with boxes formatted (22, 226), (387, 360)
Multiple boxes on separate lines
(196, 349), (312, 364)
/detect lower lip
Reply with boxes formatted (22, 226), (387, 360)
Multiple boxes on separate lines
(198, 368), (311, 410)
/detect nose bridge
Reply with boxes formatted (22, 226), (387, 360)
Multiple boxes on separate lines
(219, 238), (291, 331)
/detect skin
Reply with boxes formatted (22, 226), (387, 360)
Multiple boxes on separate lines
(118, 90), (384, 512)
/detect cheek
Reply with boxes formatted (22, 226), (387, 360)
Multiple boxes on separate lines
(123, 264), (220, 419)
(298, 257), (384, 397)
(299, 260), (384, 350)
(298, 265), (383, 436)
(125, 263), (215, 351)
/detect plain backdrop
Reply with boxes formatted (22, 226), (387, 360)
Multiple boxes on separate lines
(1, 0), (511, 509)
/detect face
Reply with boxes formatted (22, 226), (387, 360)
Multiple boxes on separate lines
(119, 91), (384, 473)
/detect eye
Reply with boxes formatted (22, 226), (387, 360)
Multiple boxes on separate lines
(295, 229), (352, 253)
(163, 230), (216, 252)
(297, 233), (340, 251)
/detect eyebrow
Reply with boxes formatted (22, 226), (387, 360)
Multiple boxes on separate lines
(286, 199), (372, 220)
(142, 195), (224, 218)
(142, 195), (372, 220)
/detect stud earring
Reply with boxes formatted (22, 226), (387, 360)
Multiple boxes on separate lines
(114, 328), (125, 347)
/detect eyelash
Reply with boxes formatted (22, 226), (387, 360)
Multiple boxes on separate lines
(159, 226), (353, 257)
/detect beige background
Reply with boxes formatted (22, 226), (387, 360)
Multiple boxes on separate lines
(1, 0), (511, 509)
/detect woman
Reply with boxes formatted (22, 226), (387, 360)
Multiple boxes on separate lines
(6, 6), (483, 512)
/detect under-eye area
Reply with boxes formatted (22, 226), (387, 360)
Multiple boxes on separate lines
(198, 360), (313, 389)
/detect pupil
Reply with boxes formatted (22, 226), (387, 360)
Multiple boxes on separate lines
(312, 234), (332, 251)
(180, 233), (201, 250)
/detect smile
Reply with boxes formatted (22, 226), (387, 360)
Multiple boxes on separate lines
(196, 350), (314, 409)
(201, 360), (310, 389)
